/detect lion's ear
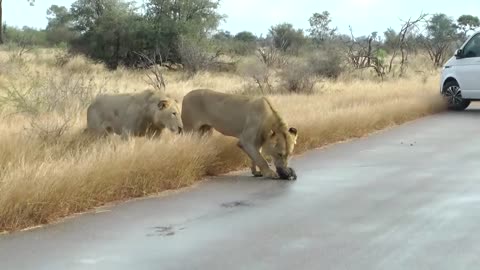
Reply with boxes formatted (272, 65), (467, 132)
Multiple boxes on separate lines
(288, 127), (298, 136)
(158, 100), (169, 110)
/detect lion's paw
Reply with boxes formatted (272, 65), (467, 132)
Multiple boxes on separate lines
(263, 169), (279, 179)
(252, 172), (263, 177)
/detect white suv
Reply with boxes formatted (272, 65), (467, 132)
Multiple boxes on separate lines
(440, 31), (480, 110)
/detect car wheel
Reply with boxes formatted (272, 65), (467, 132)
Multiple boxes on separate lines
(442, 80), (471, 111)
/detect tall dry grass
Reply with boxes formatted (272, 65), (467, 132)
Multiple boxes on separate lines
(0, 48), (446, 232)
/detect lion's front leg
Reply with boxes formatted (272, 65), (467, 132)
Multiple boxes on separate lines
(250, 160), (262, 177)
(250, 148), (267, 177)
(238, 139), (278, 180)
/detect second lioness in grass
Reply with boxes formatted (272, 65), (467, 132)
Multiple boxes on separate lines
(181, 89), (298, 180)
(86, 89), (183, 138)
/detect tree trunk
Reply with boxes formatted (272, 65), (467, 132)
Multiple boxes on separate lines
(112, 31), (120, 70)
(0, 0), (4, 44)
(367, 37), (373, 66)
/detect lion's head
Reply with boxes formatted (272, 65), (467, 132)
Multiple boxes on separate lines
(147, 96), (183, 134)
(263, 126), (298, 177)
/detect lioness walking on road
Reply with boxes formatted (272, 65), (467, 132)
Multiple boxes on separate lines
(181, 89), (298, 180)
(86, 89), (183, 139)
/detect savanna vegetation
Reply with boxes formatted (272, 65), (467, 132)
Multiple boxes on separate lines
(1, 0), (477, 232)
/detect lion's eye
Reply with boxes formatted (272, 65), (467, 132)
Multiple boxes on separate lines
(172, 112), (177, 116)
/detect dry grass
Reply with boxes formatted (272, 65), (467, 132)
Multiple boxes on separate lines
(0, 48), (446, 232)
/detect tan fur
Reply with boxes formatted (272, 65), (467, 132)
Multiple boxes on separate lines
(181, 89), (298, 179)
(86, 89), (183, 139)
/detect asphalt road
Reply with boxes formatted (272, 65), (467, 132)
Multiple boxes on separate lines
(2, 108), (480, 270)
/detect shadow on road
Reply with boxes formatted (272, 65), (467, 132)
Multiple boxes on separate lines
(446, 103), (480, 115)
(463, 108), (480, 114)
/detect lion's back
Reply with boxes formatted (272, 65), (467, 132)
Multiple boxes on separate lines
(86, 91), (154, 133)
(181, 89), (274, 135)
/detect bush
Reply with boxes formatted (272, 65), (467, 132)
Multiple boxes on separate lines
(268, 23), (306, 54)
(306, 49), (344, 79)
(3, 26), (49, 47)
(237, 57), (273, 94)
(256, 45), (288, 68)
(230, 40), (257, 56)
(0, 68), (106, 141)
(54, 49), (73, 67)
(280, 60), (316, 94)
(212, 37), (256, 57)
(178, 38), (221, 77)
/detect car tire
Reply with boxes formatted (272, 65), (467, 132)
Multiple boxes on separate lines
(442, 80), (471, 111)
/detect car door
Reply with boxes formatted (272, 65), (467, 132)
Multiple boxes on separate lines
(454, 33), (480, 99)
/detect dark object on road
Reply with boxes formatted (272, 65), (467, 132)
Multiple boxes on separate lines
(277, 166), (297, 180)
(221, 200), (252, 208)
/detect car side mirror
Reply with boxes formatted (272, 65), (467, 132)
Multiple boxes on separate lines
(455, 49), (464, 58)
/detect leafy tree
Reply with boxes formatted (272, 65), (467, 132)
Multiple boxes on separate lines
(46, 5), (78, 45)
(47, 5), (72, 28)
(69, 0), (142, 69)
(213, 30), (232, 40)
(383, 28), (399, 52)
(234, 31), (256, 43)
(66, 0), (224, 69)
(422, 13), (459, 67)
(308, 11), (337, 44)
(145, 0), (224, 63)
(268, 23), (305, 53)
(70, 0), (114, 33)
(457, 15), (480, 39)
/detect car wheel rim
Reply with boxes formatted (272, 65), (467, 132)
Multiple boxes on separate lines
(444, 85), (463, 105)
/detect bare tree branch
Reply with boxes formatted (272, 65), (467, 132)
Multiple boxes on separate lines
(133, 51), (167, 92)
(388, 13), (428, 76)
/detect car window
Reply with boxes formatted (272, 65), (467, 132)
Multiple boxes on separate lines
(463, 34), (480, 58)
